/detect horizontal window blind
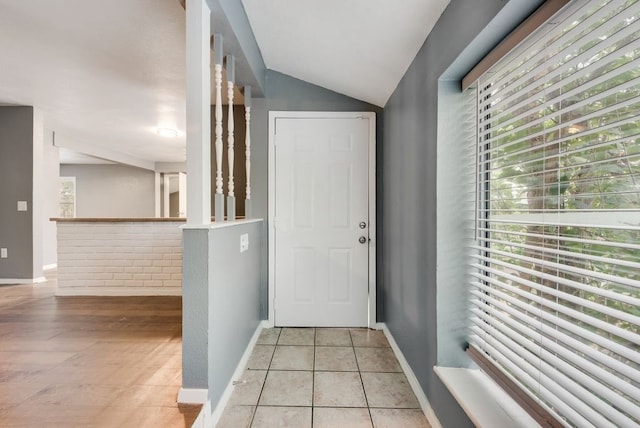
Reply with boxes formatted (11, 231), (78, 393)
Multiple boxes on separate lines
(469, 0), (640, 426)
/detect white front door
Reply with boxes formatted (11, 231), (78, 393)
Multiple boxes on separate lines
(270, 112), (375, 327)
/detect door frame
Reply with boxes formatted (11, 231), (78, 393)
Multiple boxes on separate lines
(268, 111), (377, 328)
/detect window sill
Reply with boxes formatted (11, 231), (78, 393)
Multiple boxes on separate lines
(434, 366), (540, 428)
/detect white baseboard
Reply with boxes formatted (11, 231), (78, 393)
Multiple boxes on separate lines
(43, 264), (58, 271)
(0, 277), (45, 285)
(55, 287), (182, 296)
(211, 320), (269, 427)
(380, 323), (443, 428)
(178, 388), (208, 404)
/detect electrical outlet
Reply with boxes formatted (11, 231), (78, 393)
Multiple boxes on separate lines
(240, 234), (249, 253)
(1, 248), (7, 258)
(17, 201), (28, 211)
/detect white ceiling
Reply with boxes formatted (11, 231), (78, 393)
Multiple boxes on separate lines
(0, 0), (451, 166)
(0, 0), (187, 165)
(242, 0), (451, 107)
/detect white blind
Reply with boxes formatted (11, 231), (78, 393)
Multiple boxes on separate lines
(469, 0), (640, 426)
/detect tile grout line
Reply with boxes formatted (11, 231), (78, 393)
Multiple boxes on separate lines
(248, 327), (281, 427)
(311, 327), (316, 427)
(350, 328), (375, 427)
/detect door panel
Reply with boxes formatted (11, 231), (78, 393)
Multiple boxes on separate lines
(274, 116), (370, 327)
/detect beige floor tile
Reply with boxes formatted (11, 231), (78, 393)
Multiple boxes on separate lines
(313, 407), (373, 428)
(314, 371), (367, 407)
(278, 327), (316, 345)
(228, 370), (267, 406)
(270, 345), (314, 370)
(217, 405), (255, 428)
(361, 373), (420, 409)
(370, 408), (431, 428)
(315, 328), (352, 346)
(256, 328), (281, 345)
(315, 346), (358, 371)
(252, 406), (312, 428)
(259, 370), (313, 406)
(246, 345), (275, 370)
(350, 329), (389, 348)
(354, 347), (402, 372)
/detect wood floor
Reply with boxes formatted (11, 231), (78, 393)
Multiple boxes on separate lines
(0, 272), (200, 427)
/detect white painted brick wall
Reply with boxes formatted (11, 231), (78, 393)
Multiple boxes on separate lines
(56, 222), (183, 296)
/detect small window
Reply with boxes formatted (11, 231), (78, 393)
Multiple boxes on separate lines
(59, 177), (76, 218)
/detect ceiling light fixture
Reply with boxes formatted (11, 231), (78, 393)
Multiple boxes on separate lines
(157, 128), (178, 138)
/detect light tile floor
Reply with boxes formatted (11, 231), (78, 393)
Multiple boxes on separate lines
(217, 327), (431, 428)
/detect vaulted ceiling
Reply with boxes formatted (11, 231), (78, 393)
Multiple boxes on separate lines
(241, 0), (450, 107)
(0, 0), (450, 165)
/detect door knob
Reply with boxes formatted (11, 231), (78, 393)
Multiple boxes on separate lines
(359, 221), (367, 229)
(359, 236), (367, 244)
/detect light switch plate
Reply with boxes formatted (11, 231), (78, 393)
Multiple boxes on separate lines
(1, 248), (7, 258)
(17, 201), (28, 211)
(240, 233), (249, 253)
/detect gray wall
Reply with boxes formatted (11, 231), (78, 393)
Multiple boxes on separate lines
(251, 70), (383, 318)
(181, 221), (263, 411)
(380, 0), (543, 426)
(0, 107), (36, 280)
(60, 164), (156, 218)
(209, 221), (263, 407)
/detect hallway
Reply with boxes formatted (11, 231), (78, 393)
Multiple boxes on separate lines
(217, 327), (431, 427)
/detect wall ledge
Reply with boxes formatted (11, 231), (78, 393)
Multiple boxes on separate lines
(434, 366), (540, 428)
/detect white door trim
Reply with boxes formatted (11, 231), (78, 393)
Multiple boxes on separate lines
(268, 111), (376, 328)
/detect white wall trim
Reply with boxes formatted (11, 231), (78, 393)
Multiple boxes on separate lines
(178, 387), (208, 404)
(43, 263), (57, 271)
(267, 111), (377, 328)
(380, 323), (443, 428)
(55, 287), (181, 297)
(211, 320), (268, 427)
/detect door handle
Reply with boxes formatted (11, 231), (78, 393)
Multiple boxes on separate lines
(359, 236), (367, 244)
(359, 221), (367, 229)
